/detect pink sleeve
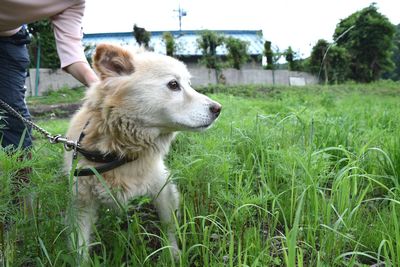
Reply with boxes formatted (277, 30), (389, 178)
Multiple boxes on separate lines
(51, 0), (88, 69)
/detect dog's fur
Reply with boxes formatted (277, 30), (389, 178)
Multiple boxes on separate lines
(64, 43), (221, 257)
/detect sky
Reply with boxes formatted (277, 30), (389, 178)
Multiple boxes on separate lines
(83, 0), (399, 58)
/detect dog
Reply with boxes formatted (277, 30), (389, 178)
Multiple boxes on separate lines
(64, 43), (221, 258)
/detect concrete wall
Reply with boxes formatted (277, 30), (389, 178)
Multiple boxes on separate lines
(189, 67), (318, 86)
(25, 67), (318, 96)
(25, 69), (81, 96)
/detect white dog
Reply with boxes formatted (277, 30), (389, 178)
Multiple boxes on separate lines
(64, 43), (221, 258)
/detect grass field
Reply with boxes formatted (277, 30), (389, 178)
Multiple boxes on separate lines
(1, 82), (400, 266)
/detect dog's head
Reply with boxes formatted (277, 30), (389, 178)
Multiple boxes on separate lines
(90, 43), (221, 132)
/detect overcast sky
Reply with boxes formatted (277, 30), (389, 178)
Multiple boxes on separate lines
(83, 0), (399, 58)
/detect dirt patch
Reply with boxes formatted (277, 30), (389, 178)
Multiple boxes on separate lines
(29, 102), (82, 119)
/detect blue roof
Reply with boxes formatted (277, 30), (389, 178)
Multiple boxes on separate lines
(83, 30), (264, 56)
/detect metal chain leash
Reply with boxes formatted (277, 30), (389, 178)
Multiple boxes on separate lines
(0, 98), (78, 151)
(1, 98), (136, 176)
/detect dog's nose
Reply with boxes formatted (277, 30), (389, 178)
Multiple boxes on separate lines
(209, 103), (222, 118)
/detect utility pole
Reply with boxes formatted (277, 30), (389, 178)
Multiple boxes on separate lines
(173, 4), (187, 31)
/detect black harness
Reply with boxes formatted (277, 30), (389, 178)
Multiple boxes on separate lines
(73, 122), (134, 176)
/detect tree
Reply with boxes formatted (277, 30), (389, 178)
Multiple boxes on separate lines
(264, 41), (274, 69)
(224, 37), (249, 70)
(284, 46), (305, 71)
(162, 32), (176, 57)
(334, 4), (396, 82)
(263, 41), (285, 70)
(308, 39), (329, 83)
(133, 24), (151, 49)
(28, 20), (59, 69)
(324, 46), (350, 84)
(197, 30), (224, 70)
(388, 24), (400, 80)
(308, 39), (350, 84)
(284, 46), (296, 70)
(197, 30), (225, 83)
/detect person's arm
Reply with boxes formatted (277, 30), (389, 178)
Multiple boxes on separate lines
(64, 61), (98, 87)
(51, 0), (98, 86)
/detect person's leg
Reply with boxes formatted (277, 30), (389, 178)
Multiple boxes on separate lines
(0, 40), (32, 150)
(0, 29), (34, 267)
(0, 30), (33, 216)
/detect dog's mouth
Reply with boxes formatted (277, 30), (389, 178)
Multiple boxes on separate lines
(191, 124), (212, 131)
(172, 122), (213, 131)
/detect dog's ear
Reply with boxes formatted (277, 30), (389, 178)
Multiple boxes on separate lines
(93, 44), (135, 80)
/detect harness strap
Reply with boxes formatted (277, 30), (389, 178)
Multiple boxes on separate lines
(74, 156), (132, 176)
(77, 148), (121, 163)
(73, 120), (135, 176)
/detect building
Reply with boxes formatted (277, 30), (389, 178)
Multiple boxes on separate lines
(83, 30), (265, 68)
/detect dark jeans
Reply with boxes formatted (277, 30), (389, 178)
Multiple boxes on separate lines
(0, 27), (32, 150)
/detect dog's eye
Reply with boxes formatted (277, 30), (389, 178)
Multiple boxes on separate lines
(167, 80), (180, 91)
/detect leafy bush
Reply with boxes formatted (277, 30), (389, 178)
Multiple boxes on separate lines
(28, 20), (60, 69)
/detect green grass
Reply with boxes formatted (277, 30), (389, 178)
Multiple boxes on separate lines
(1, 82), (400, 266)
(26, 86), (85, 106)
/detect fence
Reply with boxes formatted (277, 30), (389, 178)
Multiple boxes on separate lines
(25, 67), (318, 96)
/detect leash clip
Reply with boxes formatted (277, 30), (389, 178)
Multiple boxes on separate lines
(48, 134), (78, 152)
(64, 140), (78, 152)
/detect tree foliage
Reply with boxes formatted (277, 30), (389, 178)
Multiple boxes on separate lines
(196, 30), (225, 70)
(263, 41), (274, 70)
(388, 24), (400, 80)
(308, 39), (350, 84)
(284, 46), (295, 70)
(333, 4), (396, 82)
(162, 32), (175, 57)
(263, 41), (286, 70)
(133, 24), (151, 49)
(28, 20), (59, 69)
(308, 4), (396, 83)
(224, 37), (249, 70)
(285, 46), (294, 64)
(323, 46), (350, 84)
(283, 46), (305, 71)
(197, 31), (251, 71)
(308, 39), (329, 76)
